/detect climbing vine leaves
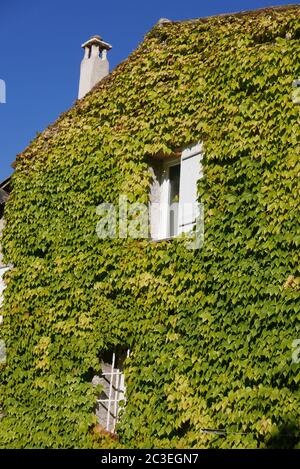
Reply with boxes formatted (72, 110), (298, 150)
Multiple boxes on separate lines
(0, 6), (299, 448)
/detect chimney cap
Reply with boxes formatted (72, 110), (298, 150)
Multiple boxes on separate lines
(81, 35), (112, 50)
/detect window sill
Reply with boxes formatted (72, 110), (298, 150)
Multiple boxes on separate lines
(150, 236), (176, 243)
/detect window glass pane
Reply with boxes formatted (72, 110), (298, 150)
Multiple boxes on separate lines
(169, 164), (180, 237)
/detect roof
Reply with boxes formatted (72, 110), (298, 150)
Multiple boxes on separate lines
(174, 4), (299, 23)
(14, 3), (300, 165)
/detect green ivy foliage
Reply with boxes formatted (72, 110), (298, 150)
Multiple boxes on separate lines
(0, 6), (299, 448)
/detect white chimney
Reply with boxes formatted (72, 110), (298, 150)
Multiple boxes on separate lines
(78, 35), (112, 99)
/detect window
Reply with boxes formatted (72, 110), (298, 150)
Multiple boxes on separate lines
(93, 350), (129, 433)
(169, 164), (181, 237)
(159, 158), (181, 239)
(150, 143), (203, 240)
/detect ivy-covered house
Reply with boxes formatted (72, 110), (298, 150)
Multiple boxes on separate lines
(0, 5), (299, 448)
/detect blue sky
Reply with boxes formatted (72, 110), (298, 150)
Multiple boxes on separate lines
(0, 0), (297, 180)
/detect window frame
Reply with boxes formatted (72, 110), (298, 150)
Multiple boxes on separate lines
(159, 157), (181, 240)
(150, 143), (203, 242)
(94, 349), (129, 433)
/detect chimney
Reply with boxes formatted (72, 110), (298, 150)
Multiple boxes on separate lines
(78, 35), (112, 99)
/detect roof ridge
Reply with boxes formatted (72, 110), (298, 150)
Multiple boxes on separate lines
(171, 4), (300, 24)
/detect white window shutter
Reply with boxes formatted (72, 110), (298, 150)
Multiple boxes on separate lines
(178, 143), (203, 234)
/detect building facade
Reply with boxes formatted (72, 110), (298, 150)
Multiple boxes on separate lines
(0, 5), (299, 449)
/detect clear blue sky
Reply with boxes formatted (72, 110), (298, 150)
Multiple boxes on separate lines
(0, 0), (297, 180)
